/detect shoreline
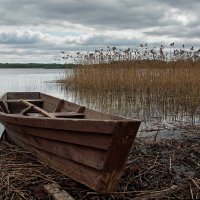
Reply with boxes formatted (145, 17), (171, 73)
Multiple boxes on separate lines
(1, 127), (199, 199)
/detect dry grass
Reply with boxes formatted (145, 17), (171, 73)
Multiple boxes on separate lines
(1, 132), (199, 199)
(61, 59), (200, 122)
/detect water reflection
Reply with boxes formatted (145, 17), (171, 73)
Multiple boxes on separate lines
(60, 86), (200, 129)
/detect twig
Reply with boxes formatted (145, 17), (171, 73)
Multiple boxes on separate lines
(189, 178), (200, 190)
(169, 157), (172, 174)
(154, 130), (160, 142)
(190, 183), (194, 200)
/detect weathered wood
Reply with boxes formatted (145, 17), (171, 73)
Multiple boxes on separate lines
(25, 112), (84, 118)
(5, 128), (102, 190)
(0, 113), (116, 134)
(6, 123), (111, 150)
(0, 101), (9, 113)
(44, 183), (74, 200)
(97, 121), (141, 192)
(0, 93), (7, 101)
(7, 92), (40, 100)
(84, 107), (125, 120)
(20, 99), (56, 118)
(54, 99), (64, 112)
(13, 130), (107, 170)
(61, 101), (82, 112)
(6, 99), (44, 103)
(52, 112), (84, 118)
(6, 100), (43, 114)
(20, 105), (33, 114)
(0, 92), (141, 193)
(77, 106), (85, 113)
(40, 93), (61, 112)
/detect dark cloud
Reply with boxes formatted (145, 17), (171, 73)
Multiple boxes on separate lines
(0, 0), (200, 62)
(1, 0), (199, 29)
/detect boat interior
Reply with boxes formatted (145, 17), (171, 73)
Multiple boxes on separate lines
(0, 92), (125, 120)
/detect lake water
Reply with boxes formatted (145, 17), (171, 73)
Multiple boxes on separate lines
(0, 68), (67, 97)
(0, 68), (198, 139)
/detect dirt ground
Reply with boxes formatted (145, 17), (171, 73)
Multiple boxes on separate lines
(0, 126), (199, 200)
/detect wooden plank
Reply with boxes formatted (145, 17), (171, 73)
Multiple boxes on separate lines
(13, 130), (107, 170)
(5, 128), (102, 191)
(0, 101), (9, 113)
(84, 108), (125, 120)
(20, 100), (56, 118)
(77, 106), (85, 113)
(0, 93), (7, 101)
(0, 113), (117, 134)
(7, 103), (27, 114)
(44, 183), (74, 200)
(97, 121), (141, 192)
(26, 113), (46, 117)
(6, 100), (43, 114)
(20, 105), (32, 114)
(6, 99), (44, 103)
(7, 92), (40, 100)
(6, 123), (111, 150)
(40, 93), (61, 112)
(42, 101), (57, 112)
(52, 112), (84, 118)
(61, 101), (82, 113)
(53, 99), (64, 112)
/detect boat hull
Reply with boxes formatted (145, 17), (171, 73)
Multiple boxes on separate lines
(0, 92), (140, 193)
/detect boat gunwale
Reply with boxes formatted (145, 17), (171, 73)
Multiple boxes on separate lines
(0, 112), (140, 135)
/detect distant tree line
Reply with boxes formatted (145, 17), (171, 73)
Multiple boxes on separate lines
(0, 63), (76, 69)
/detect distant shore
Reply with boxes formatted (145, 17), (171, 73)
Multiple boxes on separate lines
(0, 63), (76, 69)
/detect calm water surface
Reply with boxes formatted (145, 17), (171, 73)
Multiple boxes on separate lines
(0, 68), (68, 97)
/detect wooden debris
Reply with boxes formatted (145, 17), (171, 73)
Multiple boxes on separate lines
(44, 183), (74, 200)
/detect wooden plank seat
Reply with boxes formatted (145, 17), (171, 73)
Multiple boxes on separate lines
(6, 99), (44, 104)
(26, 112), (84, 118)
(52, 112), (84, 118)
(20, 99), (56, 118)
(20, 100), (84, 119)
(5, 99), (44, 114)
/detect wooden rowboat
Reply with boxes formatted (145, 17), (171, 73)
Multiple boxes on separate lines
(0, 92), (140, 193)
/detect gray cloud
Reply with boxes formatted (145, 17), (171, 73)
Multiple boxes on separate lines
(0, 0), (200, 63)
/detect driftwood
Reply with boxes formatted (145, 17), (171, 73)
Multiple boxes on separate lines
(44, 183), (74, 200)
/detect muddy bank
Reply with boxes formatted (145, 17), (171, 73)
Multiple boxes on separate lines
(0, 129), (199, 199)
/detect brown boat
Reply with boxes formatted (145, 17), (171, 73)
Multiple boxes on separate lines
(0, 92), (140, 193)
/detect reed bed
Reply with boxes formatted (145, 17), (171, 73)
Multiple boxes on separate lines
(61, 59), (200, 123)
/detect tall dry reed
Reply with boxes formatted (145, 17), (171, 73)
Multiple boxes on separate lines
(61, 57), (200, 123)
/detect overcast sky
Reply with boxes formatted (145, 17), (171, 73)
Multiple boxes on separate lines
(0, 0), (199, 63)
